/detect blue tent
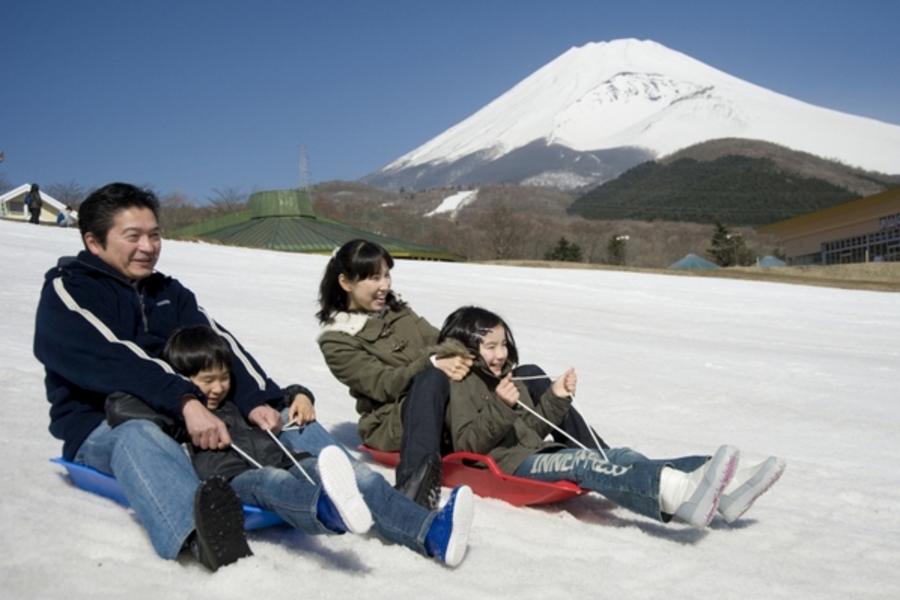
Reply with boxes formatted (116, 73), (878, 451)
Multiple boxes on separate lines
(757, 255), (786, 268)
(669, 253), (720, 270)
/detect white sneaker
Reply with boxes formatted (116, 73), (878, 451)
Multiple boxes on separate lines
(318, 445), (373, 535)
(717, 457), (786, 523)
(672, 445), (739, 528)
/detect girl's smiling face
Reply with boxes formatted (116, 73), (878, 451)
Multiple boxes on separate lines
(339, 259), (392, 312)
(478, 325), (509, 376)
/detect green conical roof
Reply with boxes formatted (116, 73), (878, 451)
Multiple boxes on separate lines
(171, 188), (460, 261)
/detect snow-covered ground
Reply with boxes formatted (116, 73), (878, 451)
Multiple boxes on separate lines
(2, 218), (899, 599)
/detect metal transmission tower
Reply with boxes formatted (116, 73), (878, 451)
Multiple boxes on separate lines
(298, 145), (312, 196)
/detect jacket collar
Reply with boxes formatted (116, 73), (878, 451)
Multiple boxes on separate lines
(52, 250), (164, 289)
(318, 311), (371, 337)
(318, 305), (408, 339)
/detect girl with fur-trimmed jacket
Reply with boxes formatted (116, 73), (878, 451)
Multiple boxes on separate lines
(440, 306), (787, 528)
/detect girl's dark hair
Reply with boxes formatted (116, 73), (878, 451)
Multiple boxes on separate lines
(316, 239), (405, 323)
(162, 325), (233, 377)
(438, 306), (519, 366)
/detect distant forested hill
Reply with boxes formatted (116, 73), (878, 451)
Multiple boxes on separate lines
(568, 139), (896, 225)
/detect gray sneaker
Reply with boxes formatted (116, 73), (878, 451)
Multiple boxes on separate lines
(718, 457), (786, 523)
(674, 445), (739, 528)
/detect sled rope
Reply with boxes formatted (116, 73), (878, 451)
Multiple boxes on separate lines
(230, 442), (264, 469)
(265, 428), (316, 485)
(511, 373), (609, 461)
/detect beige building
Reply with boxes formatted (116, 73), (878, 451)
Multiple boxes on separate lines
(759, 187), (900, 265)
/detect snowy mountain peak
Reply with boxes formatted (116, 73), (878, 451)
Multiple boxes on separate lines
(366, 39), (900, 190)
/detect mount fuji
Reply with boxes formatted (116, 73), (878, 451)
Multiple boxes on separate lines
(363, 38), (900, 190)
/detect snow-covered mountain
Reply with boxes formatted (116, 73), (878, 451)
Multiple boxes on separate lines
(363, 38), (900, 190)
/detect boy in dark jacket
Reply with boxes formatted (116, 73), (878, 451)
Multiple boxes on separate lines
(142, 324), (372, 537)
(141, 324), (473, 567)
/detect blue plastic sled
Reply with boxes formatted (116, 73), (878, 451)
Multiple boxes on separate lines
(50, 458), (285, 530)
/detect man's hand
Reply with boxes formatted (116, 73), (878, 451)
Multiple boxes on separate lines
(551, 367), (577, 398)
(248, 404), (283, 433)
(287, 393), (316, 426)
(182, 398), (231, 449)
(434, 355), (473, 381)
(495, 374), (520, 408)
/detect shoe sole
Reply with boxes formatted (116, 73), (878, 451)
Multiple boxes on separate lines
(719, 457), (786, 523)
(318, 446), (373, 535)
(442, 486), (474, 568)
(193, 476), (253, 571)
(676, 446), (739, 528)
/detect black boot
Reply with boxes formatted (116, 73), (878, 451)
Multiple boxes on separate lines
(190, 476), (252, 571)
(395, 453), (442, 510)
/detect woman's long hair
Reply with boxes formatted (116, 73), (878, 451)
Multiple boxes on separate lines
(438, 306), (519, 367)
(316, 239), (404, 324)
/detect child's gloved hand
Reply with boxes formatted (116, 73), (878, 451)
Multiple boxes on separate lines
(551, 368), (577, 399)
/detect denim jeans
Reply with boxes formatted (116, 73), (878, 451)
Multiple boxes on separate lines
(229, 463), (332, 535)
(74, 419), (199, 559)
(514, 447), (708, 521)
(278, 419), (434, 555)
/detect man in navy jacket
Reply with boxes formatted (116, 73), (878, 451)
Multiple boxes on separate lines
(33, 182), (310, 570)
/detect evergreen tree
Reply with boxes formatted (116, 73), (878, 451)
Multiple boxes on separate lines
(707, 221), (752, 266)
(607, 235), (627, 265)
(544, 237), (583, 262)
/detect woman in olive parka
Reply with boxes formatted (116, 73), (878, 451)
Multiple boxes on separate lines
(316, 239), (605, 509)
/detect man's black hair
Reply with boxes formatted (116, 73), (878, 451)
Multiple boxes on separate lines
(78, 182), (160, 248)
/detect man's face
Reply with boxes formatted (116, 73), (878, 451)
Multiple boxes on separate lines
(85, 207), (161, 281)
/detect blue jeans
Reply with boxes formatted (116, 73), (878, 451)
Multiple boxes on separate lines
(230, 463), (332, 535)
(514, 447), (708, 521)
(278, 419), (434, 555)
(75, 420), (199, 559)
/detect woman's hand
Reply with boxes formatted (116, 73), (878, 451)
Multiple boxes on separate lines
(287, 393), (317, 426)
(495, 374), (520, 408)
(434, 355), (473, 381)
(551, 367), (577, 398)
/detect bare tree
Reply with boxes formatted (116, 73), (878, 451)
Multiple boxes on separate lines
(46, 180), (86, 208)
(485, 200), (520, 259)
(207, 186), (247, 214)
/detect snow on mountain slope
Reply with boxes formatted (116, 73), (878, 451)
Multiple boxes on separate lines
(375, 38), (900, 185)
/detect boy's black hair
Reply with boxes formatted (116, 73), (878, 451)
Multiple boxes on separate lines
(163, 325), (233, 377)
(438, 306), (519, 366)
(78, 182), (160, 248)
(316, 238), (405, 324)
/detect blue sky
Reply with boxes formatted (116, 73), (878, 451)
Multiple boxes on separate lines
(3, 0), (899, 201)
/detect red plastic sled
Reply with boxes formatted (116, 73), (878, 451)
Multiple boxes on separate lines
(50, 458), (285, 530)
(359, 446), (586, 507)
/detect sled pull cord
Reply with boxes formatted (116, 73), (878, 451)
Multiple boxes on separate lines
(514, 398), (610, 462)
(265, 428), (316, 485)
(230, 442), (264, 469)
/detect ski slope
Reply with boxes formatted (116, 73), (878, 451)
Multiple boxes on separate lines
(1, 219), (898, 599)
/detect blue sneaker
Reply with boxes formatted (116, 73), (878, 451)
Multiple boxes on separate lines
(424, 486), (473, 567)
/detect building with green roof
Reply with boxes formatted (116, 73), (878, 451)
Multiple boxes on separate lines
(171, 188), (461, 261)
